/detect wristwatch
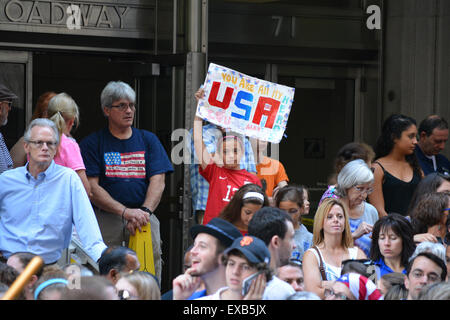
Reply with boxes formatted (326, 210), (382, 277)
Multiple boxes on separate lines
(140, 206), (153, 215)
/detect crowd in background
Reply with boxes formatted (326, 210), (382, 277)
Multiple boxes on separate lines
(0, 83), (449, 300)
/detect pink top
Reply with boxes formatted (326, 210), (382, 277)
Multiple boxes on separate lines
(54, 134), (86, 171)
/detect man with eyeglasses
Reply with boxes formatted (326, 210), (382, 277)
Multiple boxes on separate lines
(80, 81), (173, 283)
(0, 83), (18, 174)
(0, 118), (107, 265)
(404, 251), (447, 300)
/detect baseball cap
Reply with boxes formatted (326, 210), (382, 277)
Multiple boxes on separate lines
(0, 84), (18, 101)
(190, 218), (242, 247)
(224, 235), (270, 264)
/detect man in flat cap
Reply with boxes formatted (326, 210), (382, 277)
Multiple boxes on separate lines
(0, 83), (18, 174)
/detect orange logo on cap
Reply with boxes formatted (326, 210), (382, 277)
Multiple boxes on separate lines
(240, 236), (253, 247)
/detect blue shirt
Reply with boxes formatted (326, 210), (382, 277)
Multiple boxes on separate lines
(0, 161), (107, 264)
(80, 127), (174, 208)
(291, 224), (313, 262)
(188, 289), (207, 300)
(374, 258), (407, 277)
(415, 145), (450, 176)
(189, 124), (256, 212)
(348, 202), (379, 257)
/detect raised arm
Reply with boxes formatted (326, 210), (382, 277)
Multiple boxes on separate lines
(193, 87), (213, 170)
(193, 116), (213, 170)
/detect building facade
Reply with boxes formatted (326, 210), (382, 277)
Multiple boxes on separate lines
(0, 0), (449, 291)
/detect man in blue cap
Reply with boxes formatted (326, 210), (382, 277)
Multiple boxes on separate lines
(0, 83), (18, 174)
(196, 235), (271, 300)
(172, 217), (241, 299)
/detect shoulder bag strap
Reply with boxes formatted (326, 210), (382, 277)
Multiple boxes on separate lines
(312, 246), (327, 280)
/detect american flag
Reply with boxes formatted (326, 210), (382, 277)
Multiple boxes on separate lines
(104, 151), (146, 179)
(337, 273), (383, 300)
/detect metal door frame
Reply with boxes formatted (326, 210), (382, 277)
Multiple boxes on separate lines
(0, 50), (33, 123)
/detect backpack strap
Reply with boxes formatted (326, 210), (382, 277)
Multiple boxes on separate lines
(312, 246), (327, 280)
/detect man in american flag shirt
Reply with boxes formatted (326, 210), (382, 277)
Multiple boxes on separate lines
(80, 81), (173, 282)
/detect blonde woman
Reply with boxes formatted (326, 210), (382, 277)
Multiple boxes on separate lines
(116, 271), (161, 300)
(47, 93), (91, 196)
(302, 198), (366, 299)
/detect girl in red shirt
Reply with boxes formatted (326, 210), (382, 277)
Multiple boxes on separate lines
(193, 114), (262, 225)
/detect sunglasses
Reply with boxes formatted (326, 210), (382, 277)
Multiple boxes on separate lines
(341, 259), (373, 267)
(324, 287), (349, 300)
(117, 289), (138, 300)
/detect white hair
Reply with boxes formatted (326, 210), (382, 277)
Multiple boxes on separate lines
(336, 159), (374, 197)
(24, 118), (60, 145)
(100, 81), (136, 111)
(409, 241), (447, 265)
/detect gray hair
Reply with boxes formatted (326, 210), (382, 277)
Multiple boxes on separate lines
(418, 282), (450, 300)
(336, 159), (374, 197)
(24, 118), (60, 145)
(100, 81), (136, 111)
(409, 241), (447, 265)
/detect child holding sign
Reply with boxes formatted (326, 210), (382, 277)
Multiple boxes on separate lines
(193, 91), (262, 226)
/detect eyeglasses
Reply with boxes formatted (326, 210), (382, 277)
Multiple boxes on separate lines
(1, 101), (12, 108)
(324, 287), (348, 300)
(110, 102), (136, 112)
(354, 186), (374, 195)
(341, 259), (373, 266)
(118, 289), (139, 300)
(411, 270), (440, 283)
(27, 140), (58, 150)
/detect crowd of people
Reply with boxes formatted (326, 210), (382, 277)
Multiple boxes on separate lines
(0, 81), (449, 301)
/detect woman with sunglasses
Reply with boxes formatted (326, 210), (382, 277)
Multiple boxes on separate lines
(369, 114), (423, 218)
(335, 159), (379, 257)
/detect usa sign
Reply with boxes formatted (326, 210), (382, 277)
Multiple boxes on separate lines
(196, 63), (295, 143)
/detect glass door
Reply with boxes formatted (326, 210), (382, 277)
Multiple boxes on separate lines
(0, 50), (32, 151)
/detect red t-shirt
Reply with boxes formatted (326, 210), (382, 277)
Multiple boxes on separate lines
(200, 163), (262, 225)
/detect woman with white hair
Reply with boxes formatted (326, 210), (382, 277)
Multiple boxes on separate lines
(336, 159), (379, 257)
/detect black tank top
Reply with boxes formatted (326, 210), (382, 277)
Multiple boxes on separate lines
(374, 161), (421, 216)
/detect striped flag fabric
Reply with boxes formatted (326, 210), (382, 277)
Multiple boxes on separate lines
(104, 151), (146, 179)
(337, 273), (383, 300)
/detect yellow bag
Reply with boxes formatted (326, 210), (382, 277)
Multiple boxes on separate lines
(128, 223), (155, 275)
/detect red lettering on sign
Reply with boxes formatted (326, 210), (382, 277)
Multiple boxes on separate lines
(252, 97), (280, 129)
(208, 81), (234, 110)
